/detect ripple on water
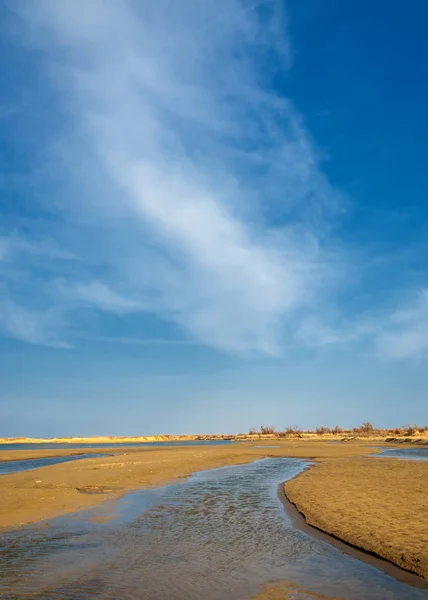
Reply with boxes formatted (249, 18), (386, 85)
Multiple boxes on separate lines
(376, 448), (428, 461)
(0, 458), (427, 600)
(0, 453), (108, 476)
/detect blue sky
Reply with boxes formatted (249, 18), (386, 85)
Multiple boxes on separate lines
(1, 0), (427, 436)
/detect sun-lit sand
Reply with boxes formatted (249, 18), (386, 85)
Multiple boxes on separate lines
(1, 439), (427, 580)
(285, 454), (428, 579)
(0, 442), (374, 529)
(0, 434), (217, 445)
(252, 580), (346, 599)
(1, 430), (427, 445)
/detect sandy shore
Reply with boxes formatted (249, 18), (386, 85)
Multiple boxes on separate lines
(0, 442), (374, 530)
(0, 434), (215, 445)
(285, 454), (428, 579)
(1, 432), (427, 445)
(1, 440), (427, 582)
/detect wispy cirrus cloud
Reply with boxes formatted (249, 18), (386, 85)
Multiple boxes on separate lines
(374, 289), (428, 361)
(58, 281), (147, 315)
(294, 288), (428, 362)
(0, 298), (69, 347)
(8, 0), (426, 361)
(0, 0), (345, 354)
(0, 1), (426, 362)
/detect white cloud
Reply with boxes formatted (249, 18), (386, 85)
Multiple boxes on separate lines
(0, 235), (76, 263)
(3, 0), (343, 353)
(69, 334), (196, 346)
(293, 289), (428, 362)
(295, 317), (347, 347)
(374, 290), (428, 361)
(0, 299), (69, 347)
(64, 281), (146, 314)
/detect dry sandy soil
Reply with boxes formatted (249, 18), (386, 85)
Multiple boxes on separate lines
(252, 581), (346, 599)
(1, 440), (427, 581)
(285, 455), (428, 579)
(1, 431), (427, 445)
(0, 434), (205, 445)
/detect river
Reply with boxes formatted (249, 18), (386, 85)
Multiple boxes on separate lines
(0, 457), (426, 599)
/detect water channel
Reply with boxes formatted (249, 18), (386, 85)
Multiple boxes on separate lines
(1, 457), (426, 599)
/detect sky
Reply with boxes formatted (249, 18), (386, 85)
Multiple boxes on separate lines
(1, 0), (427, 436)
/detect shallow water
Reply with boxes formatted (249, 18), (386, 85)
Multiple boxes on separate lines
(0, 458), (426, 600)
(0, 453), (108, 476)
(253, 445), (281, 448)
(377, 447), (428, 461)
(0, 440), (232, 451)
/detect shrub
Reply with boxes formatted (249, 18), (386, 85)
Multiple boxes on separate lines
(260, 425), (276, 435)
(279, 426), (302, 437)
(404, 424), (419, 436)
(353, 421), (375, 435)
(315, 426), (331, 435)
(332, 425), (343, 435)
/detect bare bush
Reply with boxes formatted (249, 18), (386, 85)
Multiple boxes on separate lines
(260, 425), (276, 435)
(278, 426), (302, 437)
(404, 424), (419, 436)
(244, 421), (425, 439)
(315, 426), (331, 435)
(353, 421), (375, 435)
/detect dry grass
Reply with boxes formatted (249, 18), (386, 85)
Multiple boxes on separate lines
(1, 425), (428, 446)
(285, 456), (428, 579)
(232, 423), (428, 448)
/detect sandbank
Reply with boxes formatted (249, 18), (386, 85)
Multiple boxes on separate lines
(285, 454), (428, 579)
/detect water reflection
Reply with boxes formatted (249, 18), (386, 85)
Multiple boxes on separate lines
(0, 454), (107, 476)
(377, 447), (428, 461)
(0, 458), (426, 600)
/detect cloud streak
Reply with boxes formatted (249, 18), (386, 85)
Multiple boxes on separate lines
(0, 0), (345, 354)
(0, 0), (426, 362)
(374, 290), (428, 361)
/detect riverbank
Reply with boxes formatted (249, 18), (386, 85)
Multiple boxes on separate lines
(284, 455), (428, 579)
(2, 440), (427, 584)
(0, 434), (226, 445)
(0, 441), (374, 530)
(1, 431), (427, 445)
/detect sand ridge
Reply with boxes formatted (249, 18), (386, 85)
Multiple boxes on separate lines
(285, 455), (428, 579)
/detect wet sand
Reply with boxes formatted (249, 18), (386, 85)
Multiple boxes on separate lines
(6, 456), (424, 600)
(1, 440), (427, 583)
(279, 482), (428, 589)
(285, 455), (428, 579)
(0, 442), (374, 530)
(252, 580), (346, 599)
